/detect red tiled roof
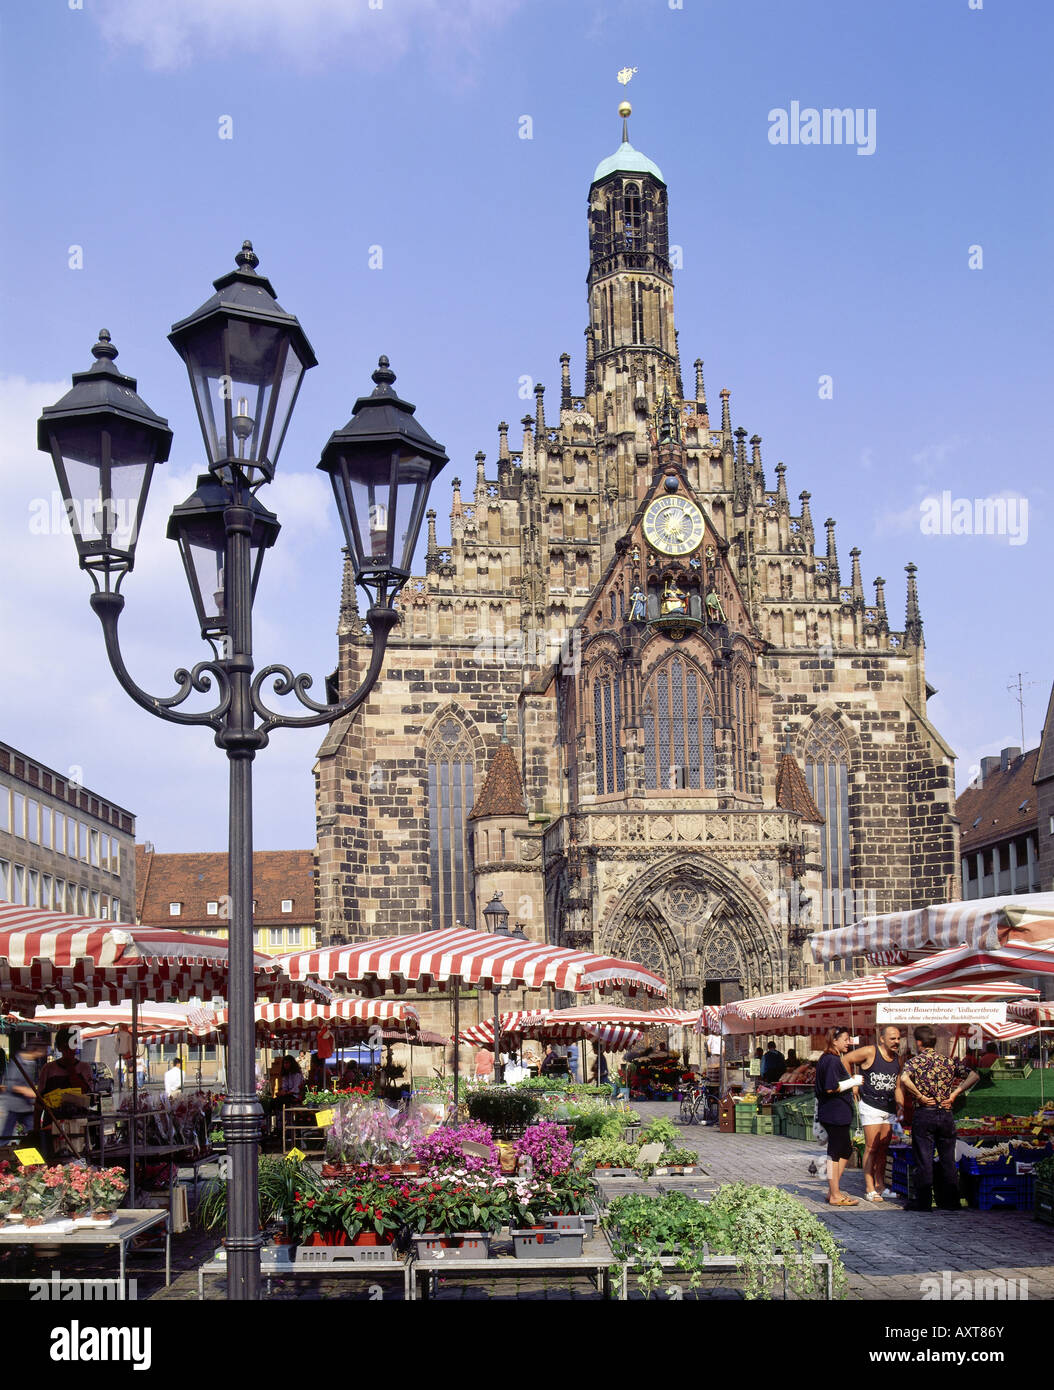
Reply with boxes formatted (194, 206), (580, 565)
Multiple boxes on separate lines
(469, 741), (527, 820)
(775, 753), (824, 824)
(134, 847), (315, 929)
(957, 748), (1039, 852)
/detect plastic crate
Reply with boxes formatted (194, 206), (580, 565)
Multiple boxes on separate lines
(412, 1233), (492, 1261)
(753, 1115), (775, 1135)
(511, 1227), (585, 1259)
(1035, 1180), (1054, 1225)
(974, 1173), (1031, 1211)
(735, 1112), (756, 1133)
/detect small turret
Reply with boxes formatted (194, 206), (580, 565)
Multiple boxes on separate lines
(874, 576), (888, 628)
(425, 508), (439, 573)
(534, 382), (546, 438)
(799, 490), (814, 546)
(825, 517), (840, 585)
(776, 462), (788, 505)
(750, 434), (764, 490)
(475, 450), (486, 495)
(850, 546), (864, 604)
(733, 426), (750, 512)
(694, 358), (707, 414)
(560, 353), (572, 411)
(584, 327), (595, 397)
(905, 562), (923, 646)
(720, 387), (732, 440)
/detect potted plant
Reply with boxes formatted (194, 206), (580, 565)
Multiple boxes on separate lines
(656, 1146), (697, 1176)
(407, 1173), (500, 1259)
(515, 1122), (573, 1178)
(88, 1167), (128, 1222)
(465, 1088), (541, 1137)
(413, 1121), (499, 1176)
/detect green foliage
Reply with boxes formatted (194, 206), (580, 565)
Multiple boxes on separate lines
(605, 1184), (849, 1300)
(658, 1147), (697, 1167)
(541, 1099), (626, 1142)
(578, 1136), (640, 1170)
(464, 1087), (541, 1134)
(196, 1156), (323, 1234)
(1035, 1155), (1054, 1183)
(640, 1117), (680, 1148)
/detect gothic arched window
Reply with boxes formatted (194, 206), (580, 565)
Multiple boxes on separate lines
(732, 665), (751, 792)
(426, 718), (476, 930)
(643, 656), (716, 790)
(804, 716), (852, 929)
(592, 665), (625, 796)
(623, 182), (642, 249)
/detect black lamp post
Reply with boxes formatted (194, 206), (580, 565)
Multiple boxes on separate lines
(38, 243), (447, 1301)
(481, 892), (526, 1083)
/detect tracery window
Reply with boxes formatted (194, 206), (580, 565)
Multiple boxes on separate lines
(623, 182), (642, 249)
(592, 666), (625, 795)
(426, 718), (476, 930)
(643, 656), (715, 790)
(732, 666), (751, 792)
(804, 716), (852, 930)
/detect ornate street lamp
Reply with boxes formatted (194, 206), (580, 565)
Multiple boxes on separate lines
(480, 893), (526, 1083)
(38, 243), (447, 1301)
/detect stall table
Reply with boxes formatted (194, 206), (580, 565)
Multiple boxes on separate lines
(0, 1209), (170, 1299)
(197, 1248), (412, 1300)
(411, 1227), (620, 1301)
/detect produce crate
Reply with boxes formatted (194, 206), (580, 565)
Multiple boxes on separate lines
(889, 1148), (914, 1197)
(961, 1170), (1035, 1212)
(753, 1115), (775, 1135)
(295, 1242), (397, 1265)
(412, 1233), (492, 1261)
(511, 1227), (585, 1259)
(734, 1110), (756, 1133)
(1035, 1179), (1054, 1225)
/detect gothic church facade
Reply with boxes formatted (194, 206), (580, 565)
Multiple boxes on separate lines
(314, 117), (960, 1014)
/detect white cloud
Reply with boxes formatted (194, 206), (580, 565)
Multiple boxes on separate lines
(95, 0), (524, 72)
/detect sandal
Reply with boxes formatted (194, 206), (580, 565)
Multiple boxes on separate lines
(826, 1196), (859, 1206)
(864, 1191), (884, 1203)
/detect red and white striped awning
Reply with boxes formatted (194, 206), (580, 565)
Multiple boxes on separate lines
(0, 904), (327, 1008)
(458, 1012), (643, 1051)
(719, 975), (1037, 1035)
(885, 937), (1054, 992)
(277, 927), (666, 998)
(806, 894), (1054, 966)
(187, 997), (420, 1036)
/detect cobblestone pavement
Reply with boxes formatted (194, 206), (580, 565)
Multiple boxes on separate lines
(137, 1104), (1054, 1301)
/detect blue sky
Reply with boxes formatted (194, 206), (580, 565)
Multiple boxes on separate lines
(1, 0), (1051, 853)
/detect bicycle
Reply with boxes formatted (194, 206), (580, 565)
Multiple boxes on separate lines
(679, 1084), (719, 1126)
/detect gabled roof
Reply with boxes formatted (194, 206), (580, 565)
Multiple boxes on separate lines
(957, 748), (1040, 852)
(469, 741), (527, 821)
(1035, 682), (1054, 786)
(134, 847), (316, 927)
(775, 754), (824, 824)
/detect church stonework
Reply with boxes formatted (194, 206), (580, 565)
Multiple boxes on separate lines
(314, 116), (959, 1019)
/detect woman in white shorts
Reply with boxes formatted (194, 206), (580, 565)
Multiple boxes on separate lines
(845, 1026), (902, 1202)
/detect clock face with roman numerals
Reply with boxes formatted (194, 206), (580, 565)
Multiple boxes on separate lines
(642, 495), (706, 556)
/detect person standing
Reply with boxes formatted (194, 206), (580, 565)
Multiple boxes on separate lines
(899, 1025), (978, 1212)
(845, 1026), (902, 1202)
(36, 1030), (93, 1159)
(164, 1058), (184, 1097)
(0, 1034), (47, 1142)
(814, 1027), (859, 1207)
(760, 1041), (786, 1084)
(473, 1046), (494, 1083)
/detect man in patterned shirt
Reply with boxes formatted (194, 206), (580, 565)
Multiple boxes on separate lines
(899, 1025), (979, 1212)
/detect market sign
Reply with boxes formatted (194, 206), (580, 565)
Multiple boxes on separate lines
(875, 1002), (1007, 1025)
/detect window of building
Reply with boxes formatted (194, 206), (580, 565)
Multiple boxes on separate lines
(623, 182), (642, 249)
(90, 830), (100, 868)
(804, 716), (852, 930)
(0, 859), (9, 901)
(42, 873), (53, 909)
(281, 899), (293, 913)
(110, 841), (120, 875)
(79, 887), (89, 915)
(111, 898), (121, 920)
(41, 809), (52, 849)
(54, 811), (65, 855)
(426, 717), (476, 931)
(0, 792), (8, 833)
(78, 822), (89, 862)
(55, 879), (66, 911)
(27, 869), (39, 907)
(99, 833), (109, 869)
(13, 864), (26, 904)
(206, 901), (219, 915)
(642, 655), (715, 790)
(630, 281), (644, 344)
(91, 890), (101, 917)
(286, 926), (302, 946)
(731, 667), (751, 793)
(169, 902), (181, 916)
(12, 793), (25, 838)
(592, 665), (625, 795)
(27, 800), (39, 845)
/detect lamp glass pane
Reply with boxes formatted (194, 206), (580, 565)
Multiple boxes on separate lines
(391, 452), (432, 574)
(187, 539), (226, 629)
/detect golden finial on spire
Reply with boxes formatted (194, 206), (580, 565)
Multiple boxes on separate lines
(618, 100), (632, 142)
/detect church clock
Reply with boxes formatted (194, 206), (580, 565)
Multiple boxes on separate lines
(642, 494), (705, 556)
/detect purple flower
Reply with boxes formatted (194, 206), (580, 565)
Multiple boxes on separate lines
(514, 1123), (573, 1178)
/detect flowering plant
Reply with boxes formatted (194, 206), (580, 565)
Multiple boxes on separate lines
(88, 1167), (128, 1213)
(63, 1164), (94, 1216)
(515, 1122), (572, 1178)
(413, 1121), (498, 1176)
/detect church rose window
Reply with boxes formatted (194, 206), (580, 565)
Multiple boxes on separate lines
(643, 657), (715, 790)
(427, 718), (476, 930)
(804, 716), (852, 930)
(593, 667), (625, 795)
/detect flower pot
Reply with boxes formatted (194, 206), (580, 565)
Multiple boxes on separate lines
(352, 1232), (380, 1246)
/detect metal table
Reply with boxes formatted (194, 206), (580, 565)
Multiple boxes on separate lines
(411, 1228), (621, 1301)
(0, 1208), (170, 1299)
(197, 1248), (413, 1301)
